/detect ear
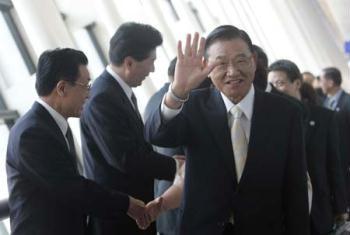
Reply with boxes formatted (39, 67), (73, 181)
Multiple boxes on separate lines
(124, 56), (134, 69)
(251, 52), (258, 72)
(294, 79), (302, 89)
(56, 80), (66, 97)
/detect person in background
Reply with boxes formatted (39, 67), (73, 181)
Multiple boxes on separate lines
(302, 71), (325, 104)
(143, 57), (184, 235)
(268, 59), (348, 235)
(320, 67), (350, 210)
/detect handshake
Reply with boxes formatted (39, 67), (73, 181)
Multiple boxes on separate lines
(127, 155), (185, 230)
(127, 196), (165, 230)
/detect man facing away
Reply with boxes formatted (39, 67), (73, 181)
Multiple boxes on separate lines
(6, 48), (146, 235)
(145, 25), (309, 235)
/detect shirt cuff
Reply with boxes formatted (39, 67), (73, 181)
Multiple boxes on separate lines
(160, 93), (183, 122)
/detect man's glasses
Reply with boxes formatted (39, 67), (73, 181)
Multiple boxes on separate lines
(73, 81), (92, 90)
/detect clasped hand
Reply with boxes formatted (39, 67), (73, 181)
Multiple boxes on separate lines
(127, 196), (164, 230)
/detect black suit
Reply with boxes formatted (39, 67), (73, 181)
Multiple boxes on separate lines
(80, 70), (176, 235)
(331, 91), (350, 208)
(303, 104), (347, 234)
(145, 87), (309, 235)
(144, 82), (183, 235)
(6, 102), (129, 235)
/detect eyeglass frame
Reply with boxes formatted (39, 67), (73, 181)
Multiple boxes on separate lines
(72, 81), (92, 90)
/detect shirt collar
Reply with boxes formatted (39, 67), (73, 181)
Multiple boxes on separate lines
(106, 65), (133, 99)
(328, 89), (343, 103)
(221, 85), (255, 121)
(265, 82), (272, 93)
(36, 98), (68, 136)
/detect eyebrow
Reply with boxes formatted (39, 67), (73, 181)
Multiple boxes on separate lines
(214, 53), (251, 61)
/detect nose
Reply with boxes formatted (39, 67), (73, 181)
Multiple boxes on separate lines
(226, 63), (239, 77)
(150, 63), (155, 73)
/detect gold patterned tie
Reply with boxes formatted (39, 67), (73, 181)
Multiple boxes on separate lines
(230, 106), (248, 182)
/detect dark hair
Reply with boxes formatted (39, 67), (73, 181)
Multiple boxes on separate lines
(205, 25), (254, 55)
(168, 57), (177, 77)
(35, 48), (88, 96)
(109, 22), (163, 65)
(268, 59), (301, 83)
(302, 71), (314, 78)
(253, 44), (268, 90)
(300, 82), (319, 105)
(322, 67), (342, 86)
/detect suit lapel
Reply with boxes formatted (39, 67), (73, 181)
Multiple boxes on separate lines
(203, 88), (238, 185)
(238, 90), (267, 186)
(336, 90), (346, 112)
(33, 102), (78, 172)
(103, 72), (144, 129)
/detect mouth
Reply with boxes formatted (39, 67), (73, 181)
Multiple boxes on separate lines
(225, 79), (244, 85)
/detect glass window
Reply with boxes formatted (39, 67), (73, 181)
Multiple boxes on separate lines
(0, 122), (10, 234)
(0, 13), (30, 88)
(71, 28), (105, 79)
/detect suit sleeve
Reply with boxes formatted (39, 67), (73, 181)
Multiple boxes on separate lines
(283, 109), (310, 235)
(327, 112), (347, 214)
(17, 127), (129, 219)
(82, 94), (176, 181)
(144, 98), (190, 148)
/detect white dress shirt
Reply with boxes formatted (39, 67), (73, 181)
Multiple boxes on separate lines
(37, 99), (84, 175)
(106, 65), (137, 110)
(36, 99), (68, 144)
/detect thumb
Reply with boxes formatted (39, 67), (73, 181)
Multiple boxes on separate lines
(202, 60), (220, 76)
(156, 197), (163, 210)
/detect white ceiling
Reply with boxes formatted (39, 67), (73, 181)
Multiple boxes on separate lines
(318, 0), (350, 41)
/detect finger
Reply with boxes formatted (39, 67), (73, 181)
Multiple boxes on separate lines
(145, 212), (153, 224)
(137, 216), (147, 230)
(197, 37), (206, 59)
(184, 34), (192, 56)
(156, 197), (163, 213)
(203, 60), (220, 76)
(177, 40), (184, 60)
(191, 32), (199, 57)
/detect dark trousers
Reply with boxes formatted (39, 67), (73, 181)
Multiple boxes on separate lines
(222, 223), (235, 235)
(310, 221), (332, 235)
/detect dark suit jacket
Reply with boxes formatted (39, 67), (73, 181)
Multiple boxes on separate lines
(145, 87), (309, 235)
(303, 103), (347, 233)
(332, 91), (350, 208)
(6, 102), (129, 235)
(80, 71), (176, 235)
(144, 82), (183, 235)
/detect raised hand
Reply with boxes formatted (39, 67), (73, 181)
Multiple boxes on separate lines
(165, 33), (219, 109)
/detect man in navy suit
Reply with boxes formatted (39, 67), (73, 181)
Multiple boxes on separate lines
(143, 57), (183, 235)
(320, 67), (350, 209)
(268, 59), (348, 235)
(6, 48), (146, 235)
(80, 22), (179, 235)
(144, 25), (310, 235)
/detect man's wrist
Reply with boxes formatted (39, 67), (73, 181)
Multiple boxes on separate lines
(168, 83), (189, 102)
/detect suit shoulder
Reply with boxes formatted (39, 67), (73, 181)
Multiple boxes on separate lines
(260, 91), (303, 114)
(9, 111), (50, 145)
